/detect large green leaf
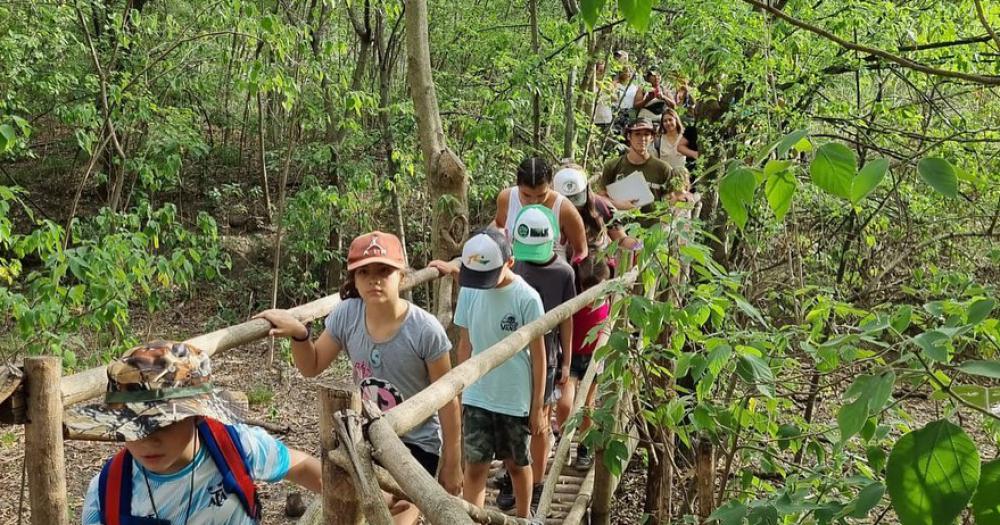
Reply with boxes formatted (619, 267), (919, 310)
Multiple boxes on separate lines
(886, 420), (981, 525)
(618, 0), (653, 32)
(917, 158), (958, 198)
(914, 330), (950, 362)
(957, 360), (1000, 380)
(810, 143), (856, 199)
(736, 354), (775, 397)
(968, 298), (996, 325)
(765, 168), (797, 221)
(719, 168), (758, 229)
(709, 501), (747, 525)
(972, 459), (1000, 524)
(850, 482), (886, 518)
(851, 158), (889, 204)
(776, 129), (808, 157)
(580, 0), (606, 28)
(838, 397), (869, 443)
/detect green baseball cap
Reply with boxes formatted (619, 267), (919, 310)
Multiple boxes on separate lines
(512, 205), (559, 263)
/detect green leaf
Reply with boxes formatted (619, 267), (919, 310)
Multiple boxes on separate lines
(850, 482), (885, 518)
(838, 397), (869, 443)
(618, 0), (653, 32)
(868, 372), (896, 413)
(891, 305), (913, 333)
(913, 330), (950, 362)
(0, 124), (14, 152)
(810, 143), (856, 199)
(968, 298), (995, 325)
(851, 158), (889, 204)
(736, 354), (775, 397)
(580, 0), (606, 28)
(917, 158), (958, 198)
(709, 501), (747, 525)
(765, 169), (797, 221)
(260, 15), (276, 33)
(776, 129), (808, 157)
(719, 168), (758, 229)
(957, 360), (1000, 380)
(886, 420), (981, 525)
(972, 459), (1000, 524)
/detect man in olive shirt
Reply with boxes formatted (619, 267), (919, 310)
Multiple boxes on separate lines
(597, 117), (684, 213)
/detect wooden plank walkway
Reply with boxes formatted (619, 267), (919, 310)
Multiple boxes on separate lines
(484, 437), (593, 525)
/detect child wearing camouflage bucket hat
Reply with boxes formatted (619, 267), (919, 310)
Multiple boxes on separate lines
(69, 340), (321, 525)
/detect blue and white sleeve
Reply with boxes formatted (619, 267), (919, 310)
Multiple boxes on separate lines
(80, 475), (101, 525)
(236, 424), (291, 483)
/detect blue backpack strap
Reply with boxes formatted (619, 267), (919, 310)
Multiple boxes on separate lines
(197, 418), (261, 520)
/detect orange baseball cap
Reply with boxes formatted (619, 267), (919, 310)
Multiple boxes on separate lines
(347, 231), (407, 271)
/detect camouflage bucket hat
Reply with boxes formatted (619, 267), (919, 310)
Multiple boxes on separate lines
(64, 340), (242, 442)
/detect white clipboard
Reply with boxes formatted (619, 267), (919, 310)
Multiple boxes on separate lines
(605, 171), (655, 207)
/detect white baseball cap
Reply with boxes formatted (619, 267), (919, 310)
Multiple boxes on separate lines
(554, 167), (589, 207)
(459, 228), (511, 289)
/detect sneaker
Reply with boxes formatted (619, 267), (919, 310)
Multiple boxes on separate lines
(575, 444), (594, 470)
(530, 483), (544, 514)
(487, 467), (507, 489)
(496, 472), (515, 511)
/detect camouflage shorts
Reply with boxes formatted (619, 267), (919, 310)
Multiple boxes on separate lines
(462, 405), (531, 466)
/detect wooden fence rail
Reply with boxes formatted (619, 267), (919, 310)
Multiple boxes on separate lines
(0, 262), (453, 421)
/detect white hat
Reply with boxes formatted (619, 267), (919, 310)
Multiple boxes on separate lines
(459, 229), (510, 289)
(554, 167), (589, 207)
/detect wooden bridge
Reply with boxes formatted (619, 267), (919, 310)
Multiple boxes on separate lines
(0, 257), (648, 525)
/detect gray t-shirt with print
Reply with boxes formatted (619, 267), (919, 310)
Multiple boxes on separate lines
(325, 298), (452, 455)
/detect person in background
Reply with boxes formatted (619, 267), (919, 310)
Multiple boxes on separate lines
(555, 257), (612, 470)
(635, 69), (674, 120)
(494, 156), (589, 263)
(597, 117), (680, 213)
(72, 341), (322, 525)
(256, 231), (463, 524)
(552, 163), (642, 267)
(649, 109), (697, 193)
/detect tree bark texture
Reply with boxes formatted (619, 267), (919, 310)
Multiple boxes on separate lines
(403, 0), (469, 261)
(24, 357), (69, 525)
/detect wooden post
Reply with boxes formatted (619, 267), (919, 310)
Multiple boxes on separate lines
(320, 382), (362, 525)
(24, 357), (68, 525)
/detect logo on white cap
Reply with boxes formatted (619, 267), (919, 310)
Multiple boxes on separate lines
(554, 168), (588, 198)
(513, 207), (554, 246)
(461, 233), (504, 271)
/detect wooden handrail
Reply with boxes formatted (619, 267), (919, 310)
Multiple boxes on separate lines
(1, 261), (455, 415)
(383, 267), (638, 438)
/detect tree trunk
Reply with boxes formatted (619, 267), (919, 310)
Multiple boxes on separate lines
(529, 0), (541, 151)
(403, 0), (469, 261)
(563, 66), (577, 159)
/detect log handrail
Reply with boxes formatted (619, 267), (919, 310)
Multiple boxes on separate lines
(0, 261), (456, 414)
(383, 267), (639, 438)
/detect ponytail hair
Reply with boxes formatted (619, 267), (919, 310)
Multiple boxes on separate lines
(516, 157), (553, 188)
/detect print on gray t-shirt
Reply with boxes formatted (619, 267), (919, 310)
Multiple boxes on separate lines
(325, 298), (452, 455)
(514, 257), (577, 365)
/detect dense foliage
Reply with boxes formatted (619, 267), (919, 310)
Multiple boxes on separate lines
(1, 0), (998, 522)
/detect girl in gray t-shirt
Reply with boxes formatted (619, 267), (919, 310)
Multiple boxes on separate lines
(255, 231), (463, 523)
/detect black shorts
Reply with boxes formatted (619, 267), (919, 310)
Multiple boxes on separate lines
(462, 405), (531, 466)
(404, 442), (441, 475)
(570, 353), (593, 379)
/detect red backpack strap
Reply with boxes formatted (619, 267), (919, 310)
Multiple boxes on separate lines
(197, 418), (261, 520)
(98, 448), (133, 525)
